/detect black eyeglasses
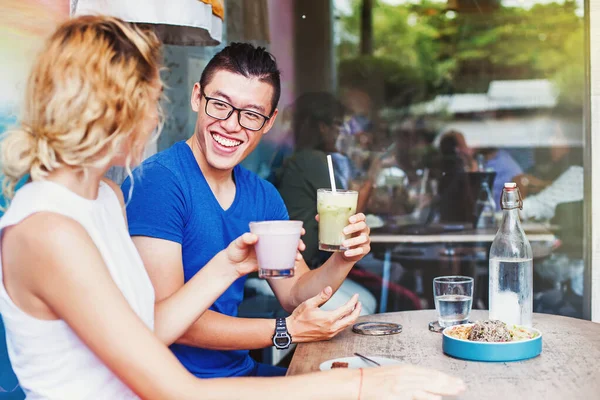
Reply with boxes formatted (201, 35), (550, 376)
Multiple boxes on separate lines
(201, 91), (271, 131)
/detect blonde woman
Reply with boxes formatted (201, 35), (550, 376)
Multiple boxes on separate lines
(0, 16), (465, 400)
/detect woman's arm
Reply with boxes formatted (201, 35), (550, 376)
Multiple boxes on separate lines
(134, 234), (359, 349)
(136, 233), (261, 345)
(200, 364), (465, 400)
(3, 213), (465, 400)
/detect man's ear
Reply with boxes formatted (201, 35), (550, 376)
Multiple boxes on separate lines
(191, 82), (202, 112)
(261, 108), (279, 135)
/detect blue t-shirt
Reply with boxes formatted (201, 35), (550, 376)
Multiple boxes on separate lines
(122, 141), (289, 378)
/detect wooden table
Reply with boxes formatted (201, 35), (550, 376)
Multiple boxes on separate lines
(288, 310), (600, 400)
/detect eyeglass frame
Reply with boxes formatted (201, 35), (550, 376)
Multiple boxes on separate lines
(201, 90), (272, 131)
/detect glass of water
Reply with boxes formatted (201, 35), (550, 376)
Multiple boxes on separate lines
(433, 276), (474, 328)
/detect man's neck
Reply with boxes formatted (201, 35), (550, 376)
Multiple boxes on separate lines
(186, 137), (235, 196)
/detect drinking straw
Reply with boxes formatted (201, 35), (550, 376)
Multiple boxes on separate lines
(327, 154), (337, 192)
(419, 168), (429, 199)
(414, 168), (429, 218)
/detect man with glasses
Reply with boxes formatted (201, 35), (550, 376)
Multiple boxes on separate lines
(121, 43), (373, 378)
(203, 91), (272, 131)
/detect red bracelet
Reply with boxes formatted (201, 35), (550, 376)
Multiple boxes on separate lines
(358, 368), (363, 400)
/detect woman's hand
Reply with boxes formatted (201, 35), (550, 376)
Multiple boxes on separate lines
(225, 231), (306, 278)
(360, 364), (466, 400)
(224, 233), (259, 278)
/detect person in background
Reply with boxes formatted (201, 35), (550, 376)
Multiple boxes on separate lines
(265, 104), (295, 184)
(514, 124), (582, 198)
(0, 15), (465, 400)
(339, 115), (375, 178)
(275, 92), (386, 315)
(276, 92), (381, 268)
(520, 166), (584, 318)
(438, 131), (523, 210)
(512, 172), (551, 198)
(479, 148), (523, 209)
(438, 130), (476, 173)
(520, 166), (583, 222)
(337, 86), (378, 180)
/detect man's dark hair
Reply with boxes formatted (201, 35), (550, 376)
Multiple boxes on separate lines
(200, 42), (281, 114)
(292, 92), (346, 151)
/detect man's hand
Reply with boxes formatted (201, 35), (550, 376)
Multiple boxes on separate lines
(513, 173), (551, 197)
(341, 213), (371, 262)
(286, 286), (361, 343)
(314, 213), (371, 263)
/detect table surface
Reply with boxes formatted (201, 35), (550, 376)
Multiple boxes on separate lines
(287, 310), (600, 400)
(370, 222), (556, 243)
(371, 230), (555, 244)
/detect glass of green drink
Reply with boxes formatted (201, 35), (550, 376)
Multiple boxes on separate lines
(317, 189), (359, 252)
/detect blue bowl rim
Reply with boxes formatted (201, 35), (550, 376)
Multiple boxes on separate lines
(442, 323), (542, 345)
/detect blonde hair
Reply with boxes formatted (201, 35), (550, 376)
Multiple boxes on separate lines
(1, 15), (163, 202)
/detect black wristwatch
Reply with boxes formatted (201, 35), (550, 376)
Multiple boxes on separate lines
(272, 318), (293, 350)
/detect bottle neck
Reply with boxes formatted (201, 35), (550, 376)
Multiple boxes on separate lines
(499, 208), (522, 234)
(500, 186), (522, 210)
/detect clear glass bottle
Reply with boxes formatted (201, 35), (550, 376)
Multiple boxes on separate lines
(488, 183), (533, 327)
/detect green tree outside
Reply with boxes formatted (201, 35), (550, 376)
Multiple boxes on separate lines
(336, 0), (584, 110)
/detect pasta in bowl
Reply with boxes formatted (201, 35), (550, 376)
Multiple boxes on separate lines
(442, 320), (542, 362)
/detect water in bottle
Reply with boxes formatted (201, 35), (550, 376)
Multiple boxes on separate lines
(489, 183), (533, 327)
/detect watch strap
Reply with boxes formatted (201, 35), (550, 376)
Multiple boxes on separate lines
(273, 317), (292, 349)
(275, 317), (287, 333)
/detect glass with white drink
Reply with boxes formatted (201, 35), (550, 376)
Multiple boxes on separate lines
(249, 220), (303, 279)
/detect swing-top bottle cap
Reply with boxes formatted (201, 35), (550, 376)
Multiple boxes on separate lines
(501, 182), (522, 210)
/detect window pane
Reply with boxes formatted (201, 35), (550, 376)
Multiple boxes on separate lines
(154, 0), (587, 320)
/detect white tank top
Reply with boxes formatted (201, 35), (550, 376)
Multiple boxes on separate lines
(0, 180), (155, 400)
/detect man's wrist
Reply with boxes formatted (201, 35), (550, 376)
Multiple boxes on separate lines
(284, 316), (295, 342)
(272, 317), (293, 349)
(332, 250), (358, 266)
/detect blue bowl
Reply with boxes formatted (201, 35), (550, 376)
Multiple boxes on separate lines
(442, 324), (542, 362)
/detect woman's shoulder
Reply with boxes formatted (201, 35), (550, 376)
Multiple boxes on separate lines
(101, 178), (125, 207)
(5, 211), (88, 248)
(2, 211), (93, 280)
